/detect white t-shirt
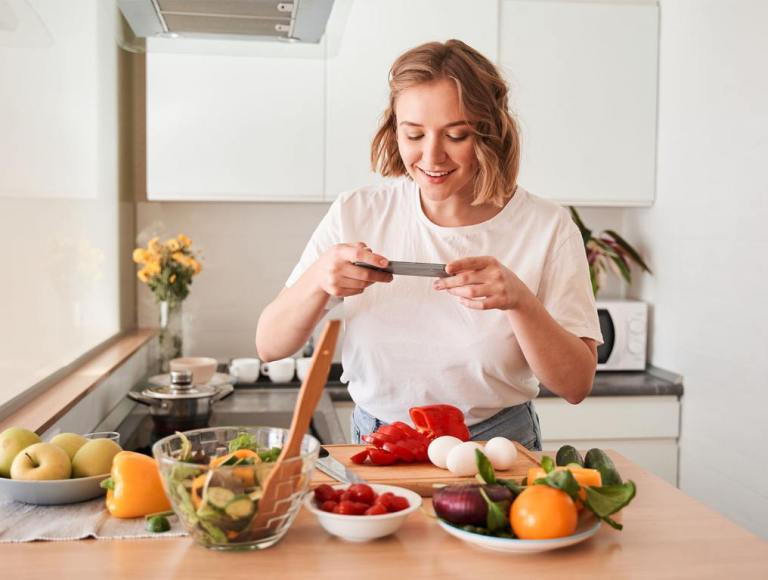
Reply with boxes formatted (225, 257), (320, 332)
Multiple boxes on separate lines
(286, 177), (602, 426)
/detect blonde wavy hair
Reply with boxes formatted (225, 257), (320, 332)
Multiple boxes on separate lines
(371, 39), (521, 207)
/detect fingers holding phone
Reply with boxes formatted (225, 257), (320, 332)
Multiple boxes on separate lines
(314, 242), (393, 297)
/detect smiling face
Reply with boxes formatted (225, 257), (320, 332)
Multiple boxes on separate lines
(395, 78), (478, 206)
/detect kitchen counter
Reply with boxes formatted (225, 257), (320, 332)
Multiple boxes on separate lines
(2, 452), (764, 579)
(320, 364), (684, 402)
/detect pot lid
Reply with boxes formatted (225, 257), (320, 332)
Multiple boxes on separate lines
(141, 369), (218, 400)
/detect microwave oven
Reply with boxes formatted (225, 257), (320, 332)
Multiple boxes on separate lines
(595, 299), (647, 371)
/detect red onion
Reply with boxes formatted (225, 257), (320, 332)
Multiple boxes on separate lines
(432, 484), (513, 526)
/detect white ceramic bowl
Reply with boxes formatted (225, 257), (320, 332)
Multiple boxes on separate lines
(303, 484), (422, 542)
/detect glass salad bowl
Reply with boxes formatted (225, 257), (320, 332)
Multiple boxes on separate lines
(153, 426), (320, 551)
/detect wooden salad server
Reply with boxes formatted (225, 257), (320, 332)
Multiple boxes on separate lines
(247, 318), (341, 537)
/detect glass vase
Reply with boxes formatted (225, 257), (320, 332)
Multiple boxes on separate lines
(158, 300), (183, 372)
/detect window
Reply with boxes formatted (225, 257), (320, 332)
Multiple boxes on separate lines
(0, 0), (126, 409)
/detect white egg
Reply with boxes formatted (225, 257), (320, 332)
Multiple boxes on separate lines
(427, 436), (462, 469)
(445, 441), (484, 476)
(483, 437), (518, 471)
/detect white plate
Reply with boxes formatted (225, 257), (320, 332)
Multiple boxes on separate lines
(0, 473), (109, 505)
(437, 514), (602, 554)
(148, 372), (234, 388)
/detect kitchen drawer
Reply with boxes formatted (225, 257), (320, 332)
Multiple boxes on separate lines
(534, 396), (680, 440)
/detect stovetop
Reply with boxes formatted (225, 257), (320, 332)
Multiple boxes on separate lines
(104, 380), (348, 456)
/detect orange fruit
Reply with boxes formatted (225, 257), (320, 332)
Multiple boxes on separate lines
(511, 485), (578, 540)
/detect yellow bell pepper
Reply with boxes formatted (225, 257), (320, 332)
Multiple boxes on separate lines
(101, 451), (171, 518)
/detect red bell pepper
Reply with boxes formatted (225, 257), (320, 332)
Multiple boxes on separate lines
(410, 404), (471, 441)
(349, 404), (470, 466)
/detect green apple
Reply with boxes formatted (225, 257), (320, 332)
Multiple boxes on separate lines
(50, 432), (88, 460)
(0, 427), (41, 478)
(10, 442), (71, 480)
(71, 438), (122, 478)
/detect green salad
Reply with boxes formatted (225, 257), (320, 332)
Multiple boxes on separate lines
(165, 431), (284, 546)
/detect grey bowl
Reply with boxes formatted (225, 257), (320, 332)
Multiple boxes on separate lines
(0, 473), (108, 505)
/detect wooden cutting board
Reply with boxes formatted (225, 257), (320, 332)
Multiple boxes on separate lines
(311, 443), (540, 497)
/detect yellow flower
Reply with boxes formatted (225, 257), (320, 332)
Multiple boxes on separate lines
(148, 237), (161, 254)
(171, 251), (187, 266)
(137, 268), (149, 283)
(132, 248), (146, 264)
(169, 273), (177, 284)
(144, 260), (161, 276)
(165, 238), (180, 252)
(177, 234), (191, 248)
(190, 259), (202, 274)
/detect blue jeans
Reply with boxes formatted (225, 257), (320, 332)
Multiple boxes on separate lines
(350, 401), (542, 451)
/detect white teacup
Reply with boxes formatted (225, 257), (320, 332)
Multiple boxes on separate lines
(260, 358), (296, 383)
(229, 358), (261, 383)
(296, 357), (314, 382)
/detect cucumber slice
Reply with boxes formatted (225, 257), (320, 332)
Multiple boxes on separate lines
(206, 486), (236, 509)
(225, 496), (255, 520)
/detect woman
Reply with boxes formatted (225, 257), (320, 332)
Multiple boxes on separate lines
(256, 40), (602, 450)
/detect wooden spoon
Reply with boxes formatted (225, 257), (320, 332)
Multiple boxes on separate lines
(247, 319), (341, 537)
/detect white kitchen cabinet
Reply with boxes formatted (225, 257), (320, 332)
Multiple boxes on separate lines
(146, 41), (326, 201)
(500, 0), (659, 206)
(535, 396), (680, 485)
(324, 0), (500, 200)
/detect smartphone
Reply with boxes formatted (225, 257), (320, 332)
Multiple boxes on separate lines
(353, 260), (449, 278)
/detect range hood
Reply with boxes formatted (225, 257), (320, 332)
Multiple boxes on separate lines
(118, 0), (335, 43)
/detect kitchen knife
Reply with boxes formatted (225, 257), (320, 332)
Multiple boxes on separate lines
(316, 447), (366, 483)
(353, 260), (449, 278)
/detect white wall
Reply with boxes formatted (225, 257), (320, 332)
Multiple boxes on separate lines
(135, 203), (624, 361)
(625, 0), (768, 538)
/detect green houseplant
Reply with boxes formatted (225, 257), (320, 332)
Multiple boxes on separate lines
(569, 207), (652, 296)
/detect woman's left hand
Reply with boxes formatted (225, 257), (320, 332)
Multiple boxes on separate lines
(433, 256), (530, 310)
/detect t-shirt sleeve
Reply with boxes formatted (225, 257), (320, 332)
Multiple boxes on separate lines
(285, 198), (344, 310)
(537, 223), (603, 344)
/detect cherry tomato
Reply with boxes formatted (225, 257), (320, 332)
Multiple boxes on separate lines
(387, 495), (410, 513)
(314, 484), (336, 503)
(510, 485), (578, 540)
(337, 500), (366, 515)
(320, 500), (337, 513)
(364, 504), (388, 516)
(348, 483), (375, 505)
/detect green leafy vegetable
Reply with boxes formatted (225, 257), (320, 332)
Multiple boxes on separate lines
(475, 449), (496, 485)
(227, 432), (259, 453)
(478, 487), (509, 534)
(583, 481), (637, 530)
(257, 447), (282, 463)
(497, 478), (525, 498)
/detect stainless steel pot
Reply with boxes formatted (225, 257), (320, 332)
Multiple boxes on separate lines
(127, 370), (234, 435)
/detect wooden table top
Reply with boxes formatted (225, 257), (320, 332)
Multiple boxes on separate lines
(2, 452), (766, 580)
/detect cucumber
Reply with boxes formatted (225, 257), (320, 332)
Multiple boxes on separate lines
(555, 445), (584, 467)
(206, 486), (236, 509)
(584, 448), (623, 486)
(225, 496), (255, 519)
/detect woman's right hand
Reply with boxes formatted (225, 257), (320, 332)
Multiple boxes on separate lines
(311, 242), (393, 297)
